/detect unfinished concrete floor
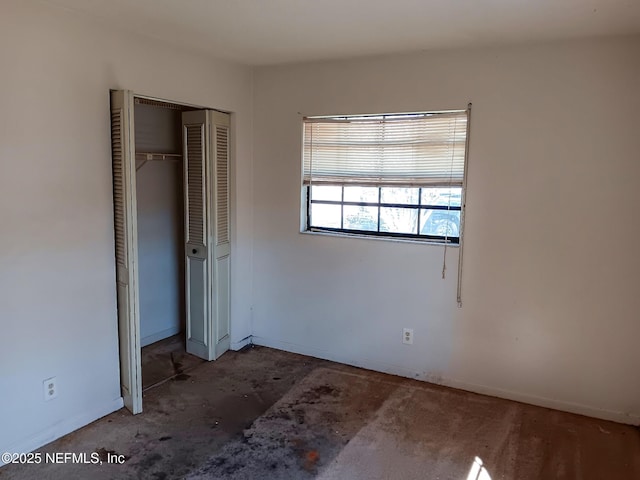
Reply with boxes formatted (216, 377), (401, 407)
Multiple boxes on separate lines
(1, 346), (639, 479)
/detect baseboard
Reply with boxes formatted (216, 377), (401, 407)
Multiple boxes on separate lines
(252, 335), (640, 426)
(0, 397), (124, 467)
(231, 336), (252, 351)
(140, 326), (181, 347)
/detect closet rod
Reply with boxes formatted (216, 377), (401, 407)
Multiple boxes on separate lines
(135, 152), (182, 160)
(135, 152), (182, 171)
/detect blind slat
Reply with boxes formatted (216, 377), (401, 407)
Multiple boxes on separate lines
(303, 111), (468, 187)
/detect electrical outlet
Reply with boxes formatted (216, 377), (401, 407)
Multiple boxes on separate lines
(43, 377), (58, 401)
(403, 328), (414, 345)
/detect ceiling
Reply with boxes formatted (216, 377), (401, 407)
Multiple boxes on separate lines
(45, 0), (640, 66)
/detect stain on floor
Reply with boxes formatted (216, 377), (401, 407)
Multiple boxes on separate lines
(141, 334), (205, 390)
(187, 369), (398, 479)
(1, 346), (639, 480)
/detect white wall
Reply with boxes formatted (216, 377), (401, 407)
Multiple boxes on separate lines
(251, 37), (640, 424)
(0, 0), (253, 455)
(137, 160), (184, 347)
(134, 104), (184, 347)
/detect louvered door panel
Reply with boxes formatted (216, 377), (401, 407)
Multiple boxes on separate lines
(111, 109), (127, 266)
(211, 111), (231, 358)
(215, 125), (229, 246)
(183, 111), (210, 359)
(185, 124), (205, 246)
(182, 110), (231, 361)
(110, 90), (142, 415)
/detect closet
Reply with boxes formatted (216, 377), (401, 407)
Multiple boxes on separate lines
(110, 90), (231, 414)
(135, 99), (186, 349)
(134, 99), (201, 391)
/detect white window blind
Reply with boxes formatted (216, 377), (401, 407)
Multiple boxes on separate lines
(303, 111), (468, 187)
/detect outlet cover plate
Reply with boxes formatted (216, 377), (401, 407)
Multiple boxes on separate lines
(43, 377), (57, 401)
(403, 328), (414, 345)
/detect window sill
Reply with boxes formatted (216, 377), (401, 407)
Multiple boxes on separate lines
(300, 229), (460, 247)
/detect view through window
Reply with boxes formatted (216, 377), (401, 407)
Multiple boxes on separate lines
(309, 185), (462, 239)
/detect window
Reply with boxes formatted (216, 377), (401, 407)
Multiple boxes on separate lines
(302, 110), (469, 243)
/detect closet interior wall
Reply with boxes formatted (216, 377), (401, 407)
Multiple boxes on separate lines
(134, 101), (186, 347)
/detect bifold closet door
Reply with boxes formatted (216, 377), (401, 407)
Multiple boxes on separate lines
(110, 90), (142, 414)
(182, 110), (231, 361)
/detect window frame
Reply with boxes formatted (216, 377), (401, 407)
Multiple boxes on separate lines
(301, 109), (469, 245)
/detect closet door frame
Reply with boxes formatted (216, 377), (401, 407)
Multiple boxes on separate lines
(110, 90), (232, 414)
